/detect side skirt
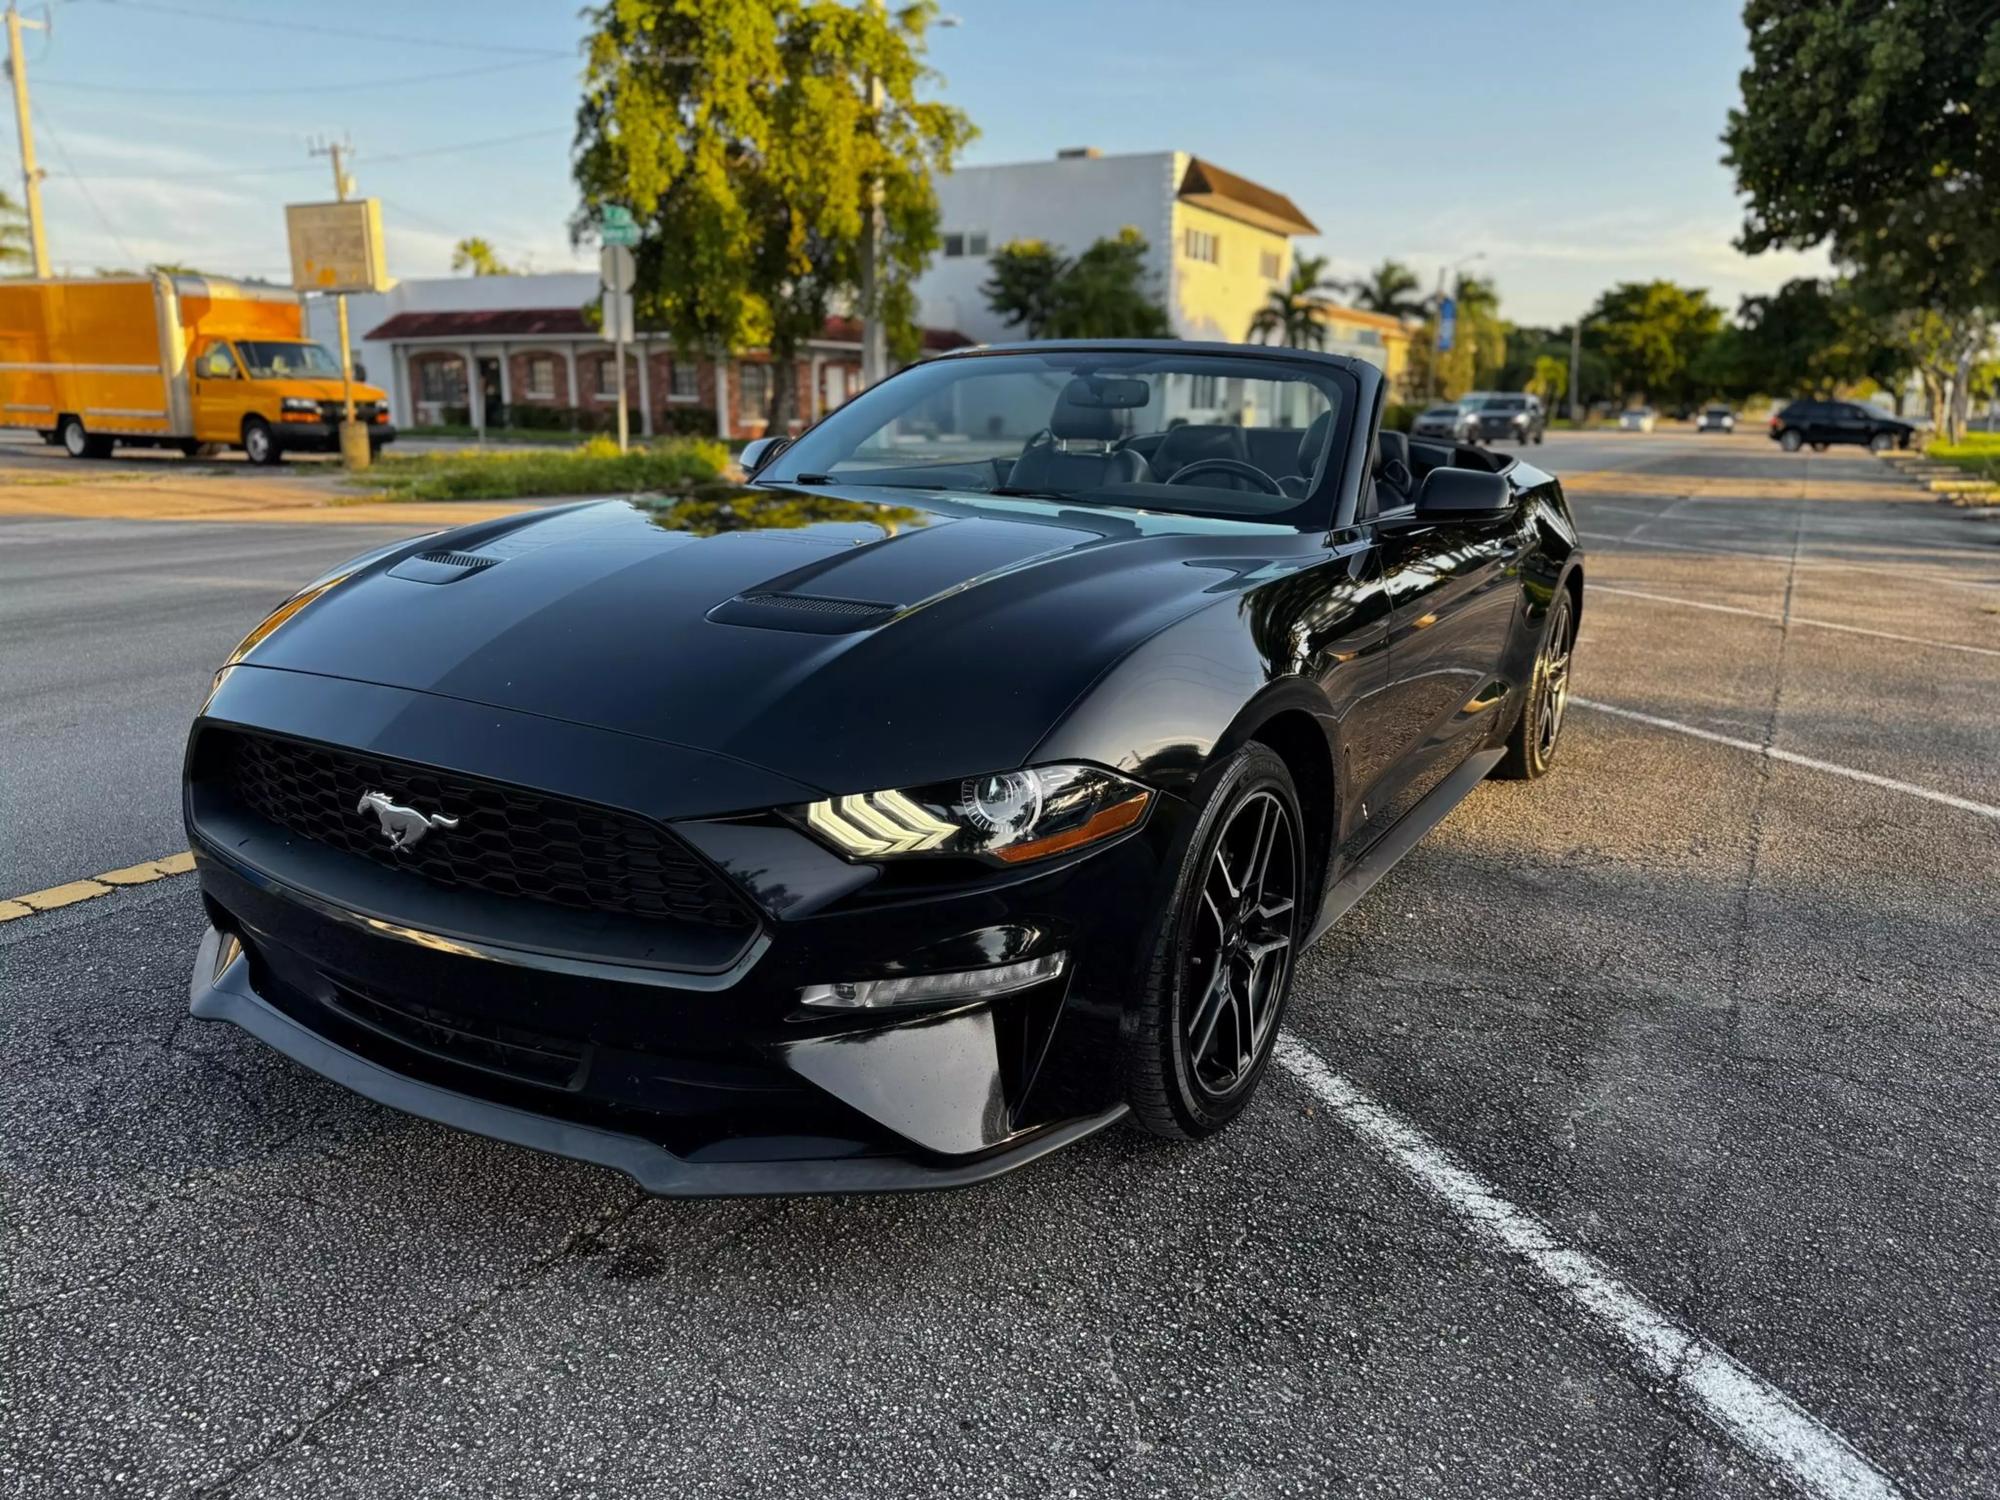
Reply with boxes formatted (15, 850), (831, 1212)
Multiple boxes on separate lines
(1305, 747), (1504, 947)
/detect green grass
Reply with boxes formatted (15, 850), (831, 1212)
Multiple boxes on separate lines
(401, 424), (593, 447)
(355, 436), (730, 502)
(1925, 430), (2000, 480)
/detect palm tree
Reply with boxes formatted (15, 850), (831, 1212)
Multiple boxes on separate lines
(450, 237), (515, 277)
(1247, 254), (1342, 348)
(1345, 258), (1426, 320)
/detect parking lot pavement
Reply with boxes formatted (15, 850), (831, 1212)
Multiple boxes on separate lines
(4, 432), (1996, 1497)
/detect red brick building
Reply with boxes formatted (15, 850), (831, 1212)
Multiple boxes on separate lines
(362, 305), (971, 440)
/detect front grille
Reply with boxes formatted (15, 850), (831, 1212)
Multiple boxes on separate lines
(319, 400), (379, 423)
(209, 728), (755, 931)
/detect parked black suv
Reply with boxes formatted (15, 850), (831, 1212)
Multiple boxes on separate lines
(1471, 394), (1546, 445)
(1769, 400), (1915, 453)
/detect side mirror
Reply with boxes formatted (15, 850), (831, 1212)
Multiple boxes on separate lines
(1414, 467), (1513, 520)
(739, 435), (790, 476)
(352, 360), (367, 382)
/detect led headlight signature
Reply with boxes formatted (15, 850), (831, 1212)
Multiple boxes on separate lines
(804, 764), (1150, 864)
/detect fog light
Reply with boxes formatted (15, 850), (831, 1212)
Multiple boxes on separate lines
(799, 952), (1067, 1010)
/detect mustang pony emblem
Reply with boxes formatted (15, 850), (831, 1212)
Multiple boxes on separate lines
(355, 790), (459, 851)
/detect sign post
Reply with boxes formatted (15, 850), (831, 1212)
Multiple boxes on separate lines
(285, 192), (389, 468)
(600, 237), (636, 453)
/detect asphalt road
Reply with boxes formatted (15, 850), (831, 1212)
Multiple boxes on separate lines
(4, 431), (1998, 1498)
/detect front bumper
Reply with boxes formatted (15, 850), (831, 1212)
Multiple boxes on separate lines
(1474, 419), (1528, 440)
(273, 418), (397, 453)
(184, 668), (1171, 1195)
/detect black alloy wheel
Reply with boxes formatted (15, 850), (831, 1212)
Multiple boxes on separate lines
(1495, 588), (1575, 781)
(1779, 429), (1804, 452)
(1125, 744), (1304, 1139)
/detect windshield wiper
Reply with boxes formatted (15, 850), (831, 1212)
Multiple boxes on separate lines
(987, 485), (1077, 501)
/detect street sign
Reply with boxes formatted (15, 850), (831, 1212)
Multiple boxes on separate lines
(600, 243), (635, 294)
(285, 199), (389, 293)
(600, 205), (640, 247)
(602, 285), (635, 344)
(1437, 296), (1457, 355)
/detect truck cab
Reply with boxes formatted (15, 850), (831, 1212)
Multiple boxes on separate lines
(187, 337), (393, 465)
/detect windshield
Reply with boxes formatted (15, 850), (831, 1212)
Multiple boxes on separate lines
(762, 349), (1352, 528)
(1481, 398), (1527, 411)
(233, 341), (341, 379)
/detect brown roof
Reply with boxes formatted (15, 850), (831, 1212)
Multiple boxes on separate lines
(1323, 303), (1412, 337)
(365, 307), (972, 351)
(1177, 157), (1318, 237)
(365, 308), (593, 340)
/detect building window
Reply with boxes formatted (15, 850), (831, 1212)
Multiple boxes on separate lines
(666, 358), (699, 402)
(1182, 228), (1219, 264)
(595, 357), (624, 399)
(524, 355), (555, 400)
(738, 361), (771, 415)
(1260, 249), (1282, 280)
(1188, 374), (1219, 407)
(417, 358), (466, 404)
(942, 230), (988, 259)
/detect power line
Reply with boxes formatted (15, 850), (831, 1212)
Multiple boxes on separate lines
(32, 103), (138, 264)
(84, 0), (574, 57)
(35, 55), (554, 96)
(44, 126), (571, 183)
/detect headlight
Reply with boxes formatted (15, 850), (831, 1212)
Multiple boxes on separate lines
(802, 764), (1150, 864)
(280, 397), (321, 415)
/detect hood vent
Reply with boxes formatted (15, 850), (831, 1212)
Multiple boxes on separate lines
(707, 591), (896, 634)
(388, 550), (501, 585)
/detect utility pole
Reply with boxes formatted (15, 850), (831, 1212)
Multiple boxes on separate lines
(858, 65), (886, 390)
(4, 2), (50, 278)
(308, 137), (369, 469)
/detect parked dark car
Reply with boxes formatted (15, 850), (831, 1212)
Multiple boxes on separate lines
(1769, 399), (1914, 452)
(1472, 394), (1545, 446)
(183, 341), (1583, 1197)
(1410, 402), (1478, 441)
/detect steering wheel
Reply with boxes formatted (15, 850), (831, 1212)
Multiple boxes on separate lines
(1165, 457), (1284, 495)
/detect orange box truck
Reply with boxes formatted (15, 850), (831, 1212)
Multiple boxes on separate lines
(0, 272), (393, 464)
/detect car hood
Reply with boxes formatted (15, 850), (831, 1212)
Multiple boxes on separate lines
(236, 485), (1285, 799)
(259, 377), (390, 404)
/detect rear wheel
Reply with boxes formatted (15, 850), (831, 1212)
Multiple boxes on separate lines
(59, 415), (111, 459)
(1778, 429), (1804, 452)
(1124, 744), (1303, 1140)
(242, 417), (282, 466)
(1494, 588), (1575, 781)
(1868, 432), (1894, 453)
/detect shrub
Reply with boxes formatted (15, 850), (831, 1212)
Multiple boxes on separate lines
(657, 406), (719, 437)
(1380, 402), (1419, 433)
(361, 435), (730, 503)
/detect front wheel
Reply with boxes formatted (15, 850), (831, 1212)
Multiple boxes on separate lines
(242, 417), (282, 466)
(1494, 588), (1575, 781)
(1868, 432), (1894, 453)
(1811, 441), (1828, 452)
(1124, 744), (1304, 1140)
(1778, 429), (1804, 452)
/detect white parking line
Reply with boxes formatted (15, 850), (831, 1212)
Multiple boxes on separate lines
(1576, 530), (2000, 593)
(1590, 584), (2000, 660)
(1573, 698), (2000, 822)
(1273, 1037), (1905, 1500)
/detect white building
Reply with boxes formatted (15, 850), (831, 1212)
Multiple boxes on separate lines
(917, 149), (1334, 348)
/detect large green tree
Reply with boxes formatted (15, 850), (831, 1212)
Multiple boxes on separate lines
(1407, 273), (1508, 400)
(573, 0), (973, 428)
(1730, 278), (1911, 402)
(1723, 0), (1998, 438)
(983, 227), (1170, 339)
(1584, 281), (1723, 405)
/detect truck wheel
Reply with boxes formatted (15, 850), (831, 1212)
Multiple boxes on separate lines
(242, 417), (282, 466)
(60, 416), (111, 459)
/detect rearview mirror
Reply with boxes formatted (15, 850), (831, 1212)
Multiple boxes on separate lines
(1414, 467), (1512, 520)
(739, 435), (790, 476)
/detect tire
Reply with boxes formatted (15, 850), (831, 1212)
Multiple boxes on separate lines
(59, 415), (110, 459)
(1124, 743), (1304, 1141)
(242, 417), (282, 466)
(1533, 430), (1544, 444)
(1778, 429), (1804, 452)
(1493, 587), (1575, 782)
(1811, 442), (1828, 452)
(1868, 432), (1894, 453)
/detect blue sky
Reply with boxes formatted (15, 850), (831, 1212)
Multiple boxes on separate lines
(21, 0), (1825, 325)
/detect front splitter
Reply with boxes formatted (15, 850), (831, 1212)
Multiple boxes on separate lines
(186, 925), (1128, 1198)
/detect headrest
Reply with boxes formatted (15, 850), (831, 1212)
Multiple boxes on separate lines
(1049, 390), (1122, 442)
(1297, 409), (1335, 473)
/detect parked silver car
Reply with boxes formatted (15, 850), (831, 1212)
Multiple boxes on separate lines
(1697, 406), (1735, 433)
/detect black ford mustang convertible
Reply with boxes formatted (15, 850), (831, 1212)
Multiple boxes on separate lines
(184, 341), (1582, 1195)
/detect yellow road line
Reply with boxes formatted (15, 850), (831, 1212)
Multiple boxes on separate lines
(0, 851), (195, 923)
